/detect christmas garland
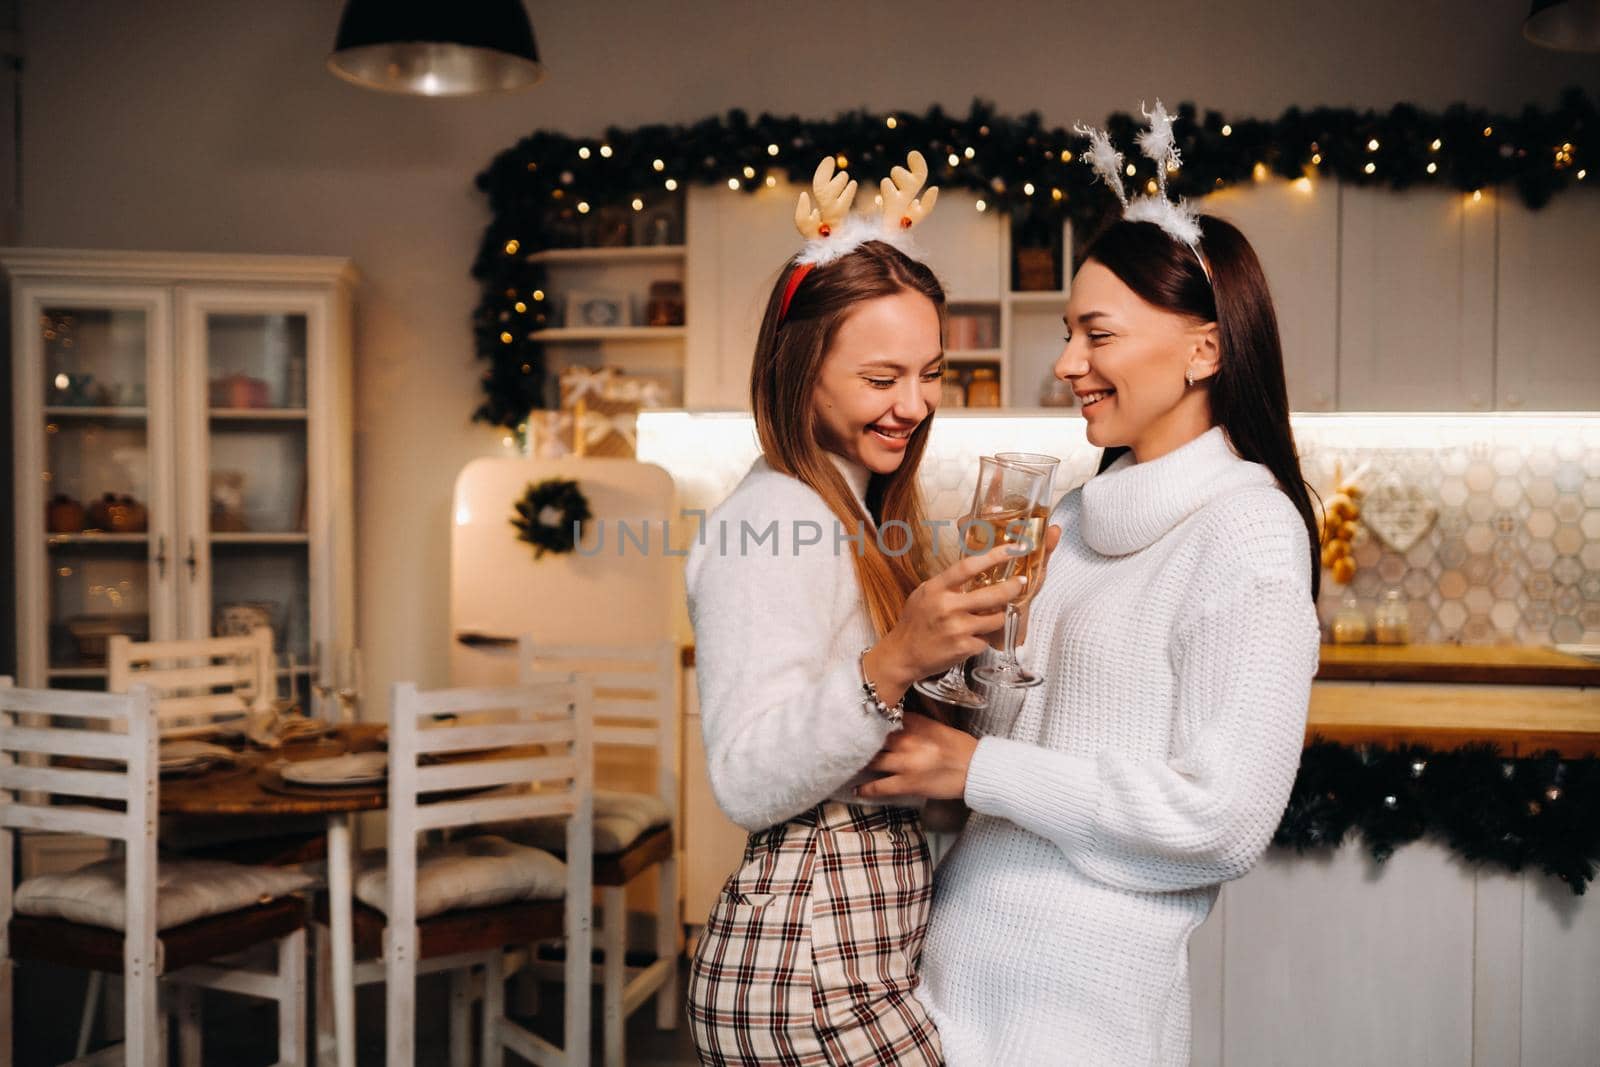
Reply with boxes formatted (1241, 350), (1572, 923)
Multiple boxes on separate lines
(471, 90), (1596, 428)
(510, 478), (591, 559)
(1275, 739), (1600, 894)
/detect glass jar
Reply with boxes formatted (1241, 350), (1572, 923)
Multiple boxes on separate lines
(966, 367), (1001, 408)
(1331, 595), (1370, 645)
(1373, 589), (1411, 645)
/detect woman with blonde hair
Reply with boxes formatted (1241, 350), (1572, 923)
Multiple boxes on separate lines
(685, 153), (1026, 1065)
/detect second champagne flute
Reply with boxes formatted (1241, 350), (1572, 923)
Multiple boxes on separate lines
(970, 457), (1056, 689)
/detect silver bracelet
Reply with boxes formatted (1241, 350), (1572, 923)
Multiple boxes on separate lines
(858, 647), (905, 726)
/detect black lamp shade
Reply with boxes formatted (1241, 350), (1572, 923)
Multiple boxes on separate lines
(1524, 0), (1600, 51)
(328, 1), (544, 96)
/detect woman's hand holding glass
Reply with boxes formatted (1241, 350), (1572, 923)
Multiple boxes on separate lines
(914, 454), (1060, 709)
(861, 542), (1033, 707)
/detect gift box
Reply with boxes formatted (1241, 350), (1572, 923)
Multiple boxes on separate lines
(556, 367), (671, 458)
(519, 409), (574, 459)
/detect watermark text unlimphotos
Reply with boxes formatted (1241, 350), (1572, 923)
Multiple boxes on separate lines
(566, 510), (1040, 559)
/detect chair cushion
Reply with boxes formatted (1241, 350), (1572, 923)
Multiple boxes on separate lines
(353, 835), (565, 920)
(13, 857), (312, 932)
(502, 789), (671, 855)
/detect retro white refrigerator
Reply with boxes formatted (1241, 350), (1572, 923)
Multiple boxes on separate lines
(449, 455), (680, 683)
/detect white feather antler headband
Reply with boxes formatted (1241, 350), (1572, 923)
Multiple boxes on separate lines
(1074, 101), (1212, 284)
(778, 150), (940, 322)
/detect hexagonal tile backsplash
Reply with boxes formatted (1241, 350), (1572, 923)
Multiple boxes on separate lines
(639, 412), (1600, 647)
(1295, 417), (1600, 646)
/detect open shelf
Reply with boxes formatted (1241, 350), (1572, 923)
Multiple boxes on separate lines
(210, 408), (309, 421)
(528, 246), (686, 265)
(44, 406), (149, 419)
(47, 533), (149, 545)
(210, 532), (310, 545)
(531, 326), (686, 343)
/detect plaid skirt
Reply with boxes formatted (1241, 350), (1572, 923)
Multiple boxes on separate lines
(687, 801), (943, 1066)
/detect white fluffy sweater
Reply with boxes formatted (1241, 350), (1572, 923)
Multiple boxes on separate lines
(917, 427), (1321, 1066)
(686, 452), (902, 833)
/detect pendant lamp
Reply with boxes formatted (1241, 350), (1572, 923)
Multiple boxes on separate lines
(328, 1), (545, 96)
(1524, 0), (1600, 51)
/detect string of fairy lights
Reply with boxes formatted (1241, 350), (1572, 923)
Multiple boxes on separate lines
(471, 91), (1595, 428)
(1280, 740), (1599, 894)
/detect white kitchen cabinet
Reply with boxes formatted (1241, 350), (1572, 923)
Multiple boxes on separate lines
(1206, 178), (1340, 411)
(1495, 193), (1600, 411)
(677, 177), (1599, 414)
(684, 185), (800, 410)
(6, 249), (357, 699)
(1192, 836), (1600, 1067)
(1188, 681), (1600, 1067)
(1337, 185), (1496, 411)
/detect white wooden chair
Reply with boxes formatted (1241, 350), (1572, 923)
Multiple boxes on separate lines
(80, 629), (317, 1061)
(0, 680), (310, 1067)
(107, 627), (324, 867)
(516, 639), (681, 1067)
(313, 677), (595, 1066)
(108, 628), (277, 742)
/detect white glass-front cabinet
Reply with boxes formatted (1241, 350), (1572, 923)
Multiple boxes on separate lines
(6, 249), (357, 705)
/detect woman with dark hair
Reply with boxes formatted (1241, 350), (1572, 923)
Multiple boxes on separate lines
(856, 111), (1323, 1065)
(684, 154), (1027, 1065)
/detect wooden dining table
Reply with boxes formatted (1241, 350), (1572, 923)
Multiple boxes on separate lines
(161, 723), (386, 1067)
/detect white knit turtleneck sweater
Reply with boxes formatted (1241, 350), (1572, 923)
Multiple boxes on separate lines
(687, 451), (905, 833)
(916, 427), (1320, 1066)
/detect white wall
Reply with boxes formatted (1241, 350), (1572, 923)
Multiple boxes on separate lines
(15, 0), (1600, 698)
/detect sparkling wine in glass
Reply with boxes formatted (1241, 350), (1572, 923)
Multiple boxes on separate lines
(971, 455), (1056, 689)
(913, 455), (1023, 710)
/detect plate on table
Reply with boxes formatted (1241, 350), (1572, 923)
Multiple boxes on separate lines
(158, 740), (239, 776)
(279, 751), (388, 786)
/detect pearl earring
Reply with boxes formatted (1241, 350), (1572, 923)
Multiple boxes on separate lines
(1185, 369), (1195, 387)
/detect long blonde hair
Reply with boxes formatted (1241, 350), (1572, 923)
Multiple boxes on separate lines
(750, 240), (945, 638)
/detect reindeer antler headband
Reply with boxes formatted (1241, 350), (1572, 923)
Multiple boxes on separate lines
(777, 150), (940, 322)
(1074, 101), (1212, 285)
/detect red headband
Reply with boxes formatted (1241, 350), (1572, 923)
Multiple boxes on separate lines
(777, 262), (814, 324)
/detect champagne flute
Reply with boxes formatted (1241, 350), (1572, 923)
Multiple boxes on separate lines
(310, 639), (336, 722)
(994, 452), (1060, 482)
(913, 456), (1022, 709)
(971, 456), (1056, 689)
(335, 647), (363, 724)
(280, 650), (298, 709)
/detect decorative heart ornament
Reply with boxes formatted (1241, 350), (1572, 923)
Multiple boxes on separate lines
(1361, 473), (1438, 553)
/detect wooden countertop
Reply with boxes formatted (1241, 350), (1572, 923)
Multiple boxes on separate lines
(682, 642), (1600, 686)
(1307, 682), (1600, 757)
(1314, 643), (1600, 687)
(680, 643), (1600, 755)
